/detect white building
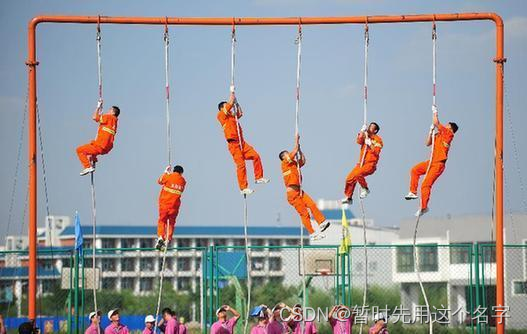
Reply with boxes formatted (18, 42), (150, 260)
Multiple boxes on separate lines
(393, 214), (527, 329)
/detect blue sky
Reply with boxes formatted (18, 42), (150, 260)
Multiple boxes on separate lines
(1, 0), (526, 241)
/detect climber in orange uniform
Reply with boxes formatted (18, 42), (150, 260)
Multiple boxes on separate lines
(342, 122), (383, 205)
(76, 100), (120, 176)
(156, 165), (186, 251)
(279, 135), (330, 241)
(217, 86), (269, 195)
(405, 105), (458, 216)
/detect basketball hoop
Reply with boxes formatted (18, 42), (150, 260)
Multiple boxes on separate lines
(316, 268), (331, 276)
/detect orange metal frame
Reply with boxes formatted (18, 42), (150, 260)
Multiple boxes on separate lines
(26, 13), (505, 332)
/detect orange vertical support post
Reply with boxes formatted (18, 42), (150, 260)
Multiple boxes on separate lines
(26, 18), (39, 323)
(492, 14), (505, 334)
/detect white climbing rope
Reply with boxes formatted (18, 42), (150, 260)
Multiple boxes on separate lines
(293, 20), (307, 334)
(164, 20), (172, 166)
(154, 20), (173, 332)
(92, 19), (102, 334)
(358, 22), (369, 334)
(228, 20), (252, 334)
(412, 21), (437, 334)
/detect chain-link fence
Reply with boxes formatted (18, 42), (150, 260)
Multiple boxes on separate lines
(1, 244), (526, 334)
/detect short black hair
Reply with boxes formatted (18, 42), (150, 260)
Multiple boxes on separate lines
(279, 151), (288, 161)
(218, 101), (228, 111)
(449, 122), (459, 133)
(18, 322), (35, 334)
(162, 307), (173, 315)
(370, 122), (380, 133)
(173, 165), (184, 174)
(112, 106), (120, 117)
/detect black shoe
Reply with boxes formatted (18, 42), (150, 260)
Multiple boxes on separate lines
(341, 197), (353, 205)
(319, 221), (331, 232)
(155, 238), (166, 251)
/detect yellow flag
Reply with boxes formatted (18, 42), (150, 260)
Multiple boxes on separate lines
(339, 207), (351, 254)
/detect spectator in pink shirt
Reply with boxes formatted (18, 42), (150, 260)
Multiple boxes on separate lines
(368, 313), (388, 334)
(328, 305), (354, 334)
(143, 315), (156, 334)
(162, 308), (179, 334)
(268, 303), (290, 334)
(0, 314), (7, 334)
(250, 305), (271, 334)
(178, 317), (187, 334)
(288, 304), (317, 334)
(104, 309), (129, 334)
(210, 305), (240, 334)
(85, 311), (103, 334)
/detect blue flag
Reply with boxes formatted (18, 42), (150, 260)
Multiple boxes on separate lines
(74, 211), (83, 252)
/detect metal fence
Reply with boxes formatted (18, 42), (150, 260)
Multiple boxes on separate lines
(1, 244), (526, 334)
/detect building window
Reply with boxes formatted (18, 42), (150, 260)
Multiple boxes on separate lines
(121, 258), (135, 272)
(101, 259), (116, 271)
(195, 258), (202, 271)
(214, 239), (227, 247)
(418, 245), (438, 272)
(40, 259), (54, 271)
(196, 239), (209, 248)
(158, 258), (173, 271)
(285, 239), (298, 246)
(450, 244), (471, 264)
(121, 238), (136, 249)
(140, 278), (153, 292)
(269, 257), (282, 271)
(178, 277), (192, 291)
(140, 238), (153, 249)
(396, 246), (414, 273)
(481, 246), (496, 264)
(102, 278), (116, 290)
(41, 279), (55, 293)
(84, 240), (93, 249)
(251, 239), (265, 251)
(513, 281), (527, 295)
(178, 239), (191, 248)
(178, 258), (191, 271)
(121, 278), (134, 290)
(140, 258), (155, 271)
(101, 239), (116, 249)
(252, 258), (265, 271)
(268, 239), (281, 248)
(83, 258), (93, 268)
(232, 239), (245, 247)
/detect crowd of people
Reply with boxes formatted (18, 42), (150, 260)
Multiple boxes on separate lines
(2, 303), (389, 334)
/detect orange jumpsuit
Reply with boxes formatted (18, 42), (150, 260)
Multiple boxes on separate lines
(344, 133), (383, 198)
(281, 153), (325, 234)
(157, 172), (186, 241)
(217, 103), (263, 190)
(410, 123), (454, 209)
(76, 113), (118, 168)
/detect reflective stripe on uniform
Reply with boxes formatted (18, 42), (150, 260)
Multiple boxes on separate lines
(442, 141), (450, 148)
(163, 186), (182, 195)
(102, 127), (116, 135)
(282, 170), (292, 176)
